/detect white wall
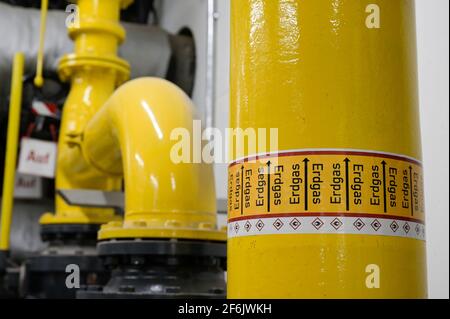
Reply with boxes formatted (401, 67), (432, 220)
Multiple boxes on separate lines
(416, 0), (449, 299)
(159, 0), (209, 121)
(212, 0), (449, 298)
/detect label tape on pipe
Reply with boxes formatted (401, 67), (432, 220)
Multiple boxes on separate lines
(227, 149), (425, 240)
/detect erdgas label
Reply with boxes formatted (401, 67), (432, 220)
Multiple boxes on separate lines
(228, 149), (425, 240)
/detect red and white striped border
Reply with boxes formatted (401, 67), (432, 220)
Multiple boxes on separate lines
(228, 215), (426, 241)
(31, 100), (60, 119)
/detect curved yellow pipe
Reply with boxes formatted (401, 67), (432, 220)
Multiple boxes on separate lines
(41, 0), (224, 242)
(79, 78), (223, 241)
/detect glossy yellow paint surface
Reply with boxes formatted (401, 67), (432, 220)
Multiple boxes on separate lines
(229, 235), (426, 299)
(34, 0), (48, 88)
(41, 0), (128, 225)
(0, 53), (25, 250)
(80, 78), (224, 241)
(43, 0), (224, 241)
(229, 0), (426, 298)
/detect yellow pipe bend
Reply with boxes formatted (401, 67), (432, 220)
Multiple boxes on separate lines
(80, 78), (224, 242)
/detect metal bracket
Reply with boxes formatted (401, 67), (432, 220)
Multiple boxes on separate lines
(58, 189), (227, 216)
(57, 189), (124, 214)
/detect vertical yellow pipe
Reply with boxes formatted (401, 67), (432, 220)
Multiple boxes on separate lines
(40, 0), (131, 226)
(229, 0), (426, 298)
(40, 0), (224, 242)
(0, 53), (25, 251)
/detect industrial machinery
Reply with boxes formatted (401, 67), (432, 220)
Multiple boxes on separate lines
(1, 0), (226, 299)
(227, 0), (426, 298)
(0, 0), (430, 300)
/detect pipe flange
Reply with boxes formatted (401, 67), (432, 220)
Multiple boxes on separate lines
(27, 255), (105, 273)
(97, 239), (226, 259)
(58, 53), (130, 85)
(24, 253), (110, 299)
(39, 211), (121, 228)
(78, 239), (226, 299)
(98, 221), (227, 242)
(40, 224), (100, 243)
(0, 250), (8, 273)
(67, 0), (133, 10)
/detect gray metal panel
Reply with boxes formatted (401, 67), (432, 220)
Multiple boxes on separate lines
(57, 189), (124, 213)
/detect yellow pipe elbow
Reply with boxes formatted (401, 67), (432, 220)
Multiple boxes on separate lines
(82, 78), (224, 242)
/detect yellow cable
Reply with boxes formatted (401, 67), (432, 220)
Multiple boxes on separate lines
(34, 0), (49, 88)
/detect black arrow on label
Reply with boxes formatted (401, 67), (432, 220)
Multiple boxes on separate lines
(303, 158), (310, 211)
(344, 158), (350, 211)
(240, 166), (244, 215)
(409, 166), (414, 216)
(267, 161), (271, 213)
(382, 161), (387, 213)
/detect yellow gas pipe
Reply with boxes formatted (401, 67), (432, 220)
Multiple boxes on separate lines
(85, 78), (223, 241)
(40, 0), (225, 242)
(0, 53), (25, 251)
(228, 0), (426, 298)
(34, 0), (48, 88)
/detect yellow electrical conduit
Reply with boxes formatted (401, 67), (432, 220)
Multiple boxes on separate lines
(0, 53), (25, 251)
(2, 0), (49, 250)
(1, 0), (49, 248)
